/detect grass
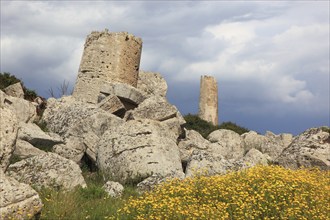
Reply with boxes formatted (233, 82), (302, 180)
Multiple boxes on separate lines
(37, 165), (330, 220)
(37, 171), (139, 220)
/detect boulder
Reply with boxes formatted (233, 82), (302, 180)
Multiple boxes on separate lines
(136, 172), (184, 193)
(1, 90), (36, 123)
(276, 127), (330, 170)
(6, 152), (87, 190)
(100, 82), (146, 109)
(97, 94), (126, 117)
(102, 181), (124, 198)
(97, 119), (184, 184)
(0, 107), (18, 171)
(128, 96), (178, 121)
(161, 113), (186, 139)
(185, 151), (233, 177)
(236, 148), (270, 169)
(178, 129), (210, 163)
(42, 96), (96, 136)
(42, 96), (123, 163)
(52, 136), (86, 163)
(18, 122), (64, 150)
(137, 71), (168, 97)
(242, 131), (287, 160)
(207, 129), (245, 160)
(65, 110), (123, 162)
(13, 140), (46, 159)
(3, 82), (24, 99)
(0, 169), (43, 220)
(126, 96), (186, 138)
(265, 131), (293, 149)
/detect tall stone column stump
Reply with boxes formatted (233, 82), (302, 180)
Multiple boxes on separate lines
(198, 75), (218, 125)
(72, 30), (143, 103)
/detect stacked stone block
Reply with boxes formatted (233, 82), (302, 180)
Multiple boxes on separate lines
(198, 75), (218, 125)
(72, 30), (142, 103)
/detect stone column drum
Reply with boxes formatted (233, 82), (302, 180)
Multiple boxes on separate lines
(198, 75), (218, 125)
(72, 30), (143, 103)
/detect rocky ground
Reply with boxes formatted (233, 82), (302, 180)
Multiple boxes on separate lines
(1, 74), (329, 219)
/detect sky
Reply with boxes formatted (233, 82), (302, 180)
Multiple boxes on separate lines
(1, 1), (329, 135)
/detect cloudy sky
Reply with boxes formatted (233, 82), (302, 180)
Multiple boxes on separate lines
(1, 1), (329, 135)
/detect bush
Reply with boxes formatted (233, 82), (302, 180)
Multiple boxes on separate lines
(0, 72), (21, 90)
(23, 88), (37, 102)
(183, 114), (217, 138)
(0, 72), (38, 101)
(116, 165), (330, 220)
(183, 114), (249, 138)
(218, 121), (249, 135)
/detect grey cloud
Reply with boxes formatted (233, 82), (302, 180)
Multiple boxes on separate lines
(1, 1), (329, 135)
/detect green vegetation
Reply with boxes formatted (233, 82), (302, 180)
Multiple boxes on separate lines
(321, 126), (330, 134)
(34, 120), (49, 132)
(0, 72), (21, 89)
(183, 113), (249, 138)
(9, 154), (23, 164)
(37, 166), (330, 220)
(218, 121), (250, 135)
(0, 72), (38, 101)
(37, 170), (139, 220)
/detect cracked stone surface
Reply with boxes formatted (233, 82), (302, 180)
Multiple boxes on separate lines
(97, 119), (184, 184)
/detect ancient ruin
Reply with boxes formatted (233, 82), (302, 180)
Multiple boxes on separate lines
(1, 29), (329, 219)
(198, 75), (218, 125)
(72, 29), (143, 104)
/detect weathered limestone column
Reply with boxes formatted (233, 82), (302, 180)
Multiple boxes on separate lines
(198, 75), (218, 125)
(72, 29), (143, 103)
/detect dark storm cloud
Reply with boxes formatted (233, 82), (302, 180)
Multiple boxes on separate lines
(1, 1), (329, 135)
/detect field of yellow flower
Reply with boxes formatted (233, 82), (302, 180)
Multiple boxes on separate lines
(116, 165), (330, 220)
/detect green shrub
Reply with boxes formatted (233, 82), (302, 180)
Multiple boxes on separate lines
(218, 121), (249, 135)
(0, 72), (21, 90)
(183, 114), (249, 138)
(34, 120), (48, 132)
(0, 72), (38, 101)
(9, 154), (23, 164)
(23, 88), (37, 101)
(183, 114), (217, 138)
(321, 126), (330, 134)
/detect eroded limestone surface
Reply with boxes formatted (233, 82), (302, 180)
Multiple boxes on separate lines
(72, 30), (143, 104)
(198, 75), (218, 125)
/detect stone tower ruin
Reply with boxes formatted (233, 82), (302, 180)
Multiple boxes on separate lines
(72, 29), (143, 103)
(198, 75), (218, 125)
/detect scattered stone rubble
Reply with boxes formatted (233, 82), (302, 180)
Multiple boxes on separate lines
(0, 29), (329, 219)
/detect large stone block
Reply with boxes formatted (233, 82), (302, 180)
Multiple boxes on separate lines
(97, 119), (184, 184)
(0, 169), (43, 220)
(242, 131), (287, 161)
(137, 71), (168, 97)
(97, 94), (126, 117)
(207, 129), (245, 160)
(72, 30), (143, 104)
(7, 152), (87, 190)
(276, 127), (330, 170)
(1, 90), (36, 123)
(13, 140), (46, 159)
(100, 82), (146, 109)
(18, 122), (64, 150)
(4, 82), (24, 99)
(0, 107), (18, 171)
